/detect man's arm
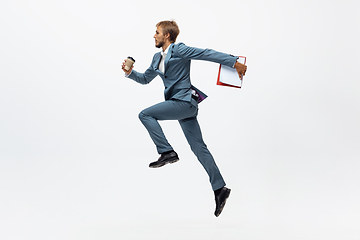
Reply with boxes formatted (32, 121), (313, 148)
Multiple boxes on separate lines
(174, 42), (237, 67)
(174, 42), (247, 78)
(121, 59), (158, 85)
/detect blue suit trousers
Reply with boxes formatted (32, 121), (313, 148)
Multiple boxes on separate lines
(138, 99), (226, 191)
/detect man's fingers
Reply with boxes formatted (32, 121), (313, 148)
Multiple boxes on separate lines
(243, 65), (247, 75)
(236, 63), (247, 77)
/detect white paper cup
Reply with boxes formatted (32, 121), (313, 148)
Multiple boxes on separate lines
(124, 57), (135, 71)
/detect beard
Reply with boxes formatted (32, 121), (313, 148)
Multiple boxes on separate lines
(155, 40), (164, 48)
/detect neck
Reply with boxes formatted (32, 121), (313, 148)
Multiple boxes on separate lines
(162, 41), (171, 52)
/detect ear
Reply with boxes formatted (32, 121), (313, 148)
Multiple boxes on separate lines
(165, 32), (171, 40)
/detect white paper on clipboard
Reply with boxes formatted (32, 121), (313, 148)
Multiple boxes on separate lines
(219, 56), (246, 88)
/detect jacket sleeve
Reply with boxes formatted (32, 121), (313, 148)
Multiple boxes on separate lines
(174, 42), (238, 68)
(126, 56), (158, 85)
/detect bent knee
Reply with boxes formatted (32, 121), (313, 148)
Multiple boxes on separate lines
(139, 110), (153, 122)
(138, 111), (146, 121)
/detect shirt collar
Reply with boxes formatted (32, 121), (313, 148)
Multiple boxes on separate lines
(161, 44), (171, 57)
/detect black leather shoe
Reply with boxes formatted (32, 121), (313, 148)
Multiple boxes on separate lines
(149, 151), (179, 168)
(214, 187), (231, 217)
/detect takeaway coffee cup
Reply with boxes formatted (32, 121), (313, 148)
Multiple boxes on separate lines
(124, 56), (135, 71)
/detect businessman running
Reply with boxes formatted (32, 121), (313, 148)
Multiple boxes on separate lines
(121, 20), (247, 217)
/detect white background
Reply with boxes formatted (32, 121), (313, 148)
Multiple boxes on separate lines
(1, 0), (359, 239)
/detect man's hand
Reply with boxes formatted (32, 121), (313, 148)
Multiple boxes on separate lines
(121, 59), (134, 75)
(234, 61), (247, 79)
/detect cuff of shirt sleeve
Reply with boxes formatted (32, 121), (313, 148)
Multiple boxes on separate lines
(124, 70), (132, 77)
(232, 56), (239, 68)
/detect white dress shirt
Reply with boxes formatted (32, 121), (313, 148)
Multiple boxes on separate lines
(158, 45), (170, 74)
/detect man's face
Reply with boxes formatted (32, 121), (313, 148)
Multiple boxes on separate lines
(154, 27), (166, 48)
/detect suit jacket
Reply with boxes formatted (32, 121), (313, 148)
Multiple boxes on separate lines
(127, 42), (238, 105)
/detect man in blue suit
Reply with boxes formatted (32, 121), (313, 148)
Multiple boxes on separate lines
(122, 20), (247, 217)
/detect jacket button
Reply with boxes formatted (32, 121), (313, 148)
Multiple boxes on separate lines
(165, 76), (167, 78)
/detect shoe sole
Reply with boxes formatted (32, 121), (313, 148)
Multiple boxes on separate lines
(215, 188), (231, 217)
(149, 157), (179, 168)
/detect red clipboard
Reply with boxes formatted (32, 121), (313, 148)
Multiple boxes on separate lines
(217, 56), (246, 88)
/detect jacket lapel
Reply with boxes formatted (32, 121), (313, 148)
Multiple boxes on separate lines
(153, 52), (163, 75)
(153, 44), (173, 75)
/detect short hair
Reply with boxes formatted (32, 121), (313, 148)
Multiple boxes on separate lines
(156, 20), (180, 43)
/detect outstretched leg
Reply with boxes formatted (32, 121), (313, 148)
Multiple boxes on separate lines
(178, 116), (226, 191)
